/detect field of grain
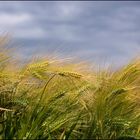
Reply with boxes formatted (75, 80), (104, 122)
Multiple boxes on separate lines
(0, 41), (140, 139)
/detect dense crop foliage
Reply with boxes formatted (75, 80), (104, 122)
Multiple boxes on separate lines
(0, 40), (140, 139)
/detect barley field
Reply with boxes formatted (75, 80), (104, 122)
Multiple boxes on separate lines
(0, 40), (140, 139)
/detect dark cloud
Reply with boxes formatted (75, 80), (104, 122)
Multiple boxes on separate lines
(0, 1), (140, 68)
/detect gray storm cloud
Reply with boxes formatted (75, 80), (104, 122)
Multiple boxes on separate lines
(0, 1), (140, 68)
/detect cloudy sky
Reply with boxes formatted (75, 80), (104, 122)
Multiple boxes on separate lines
(0, 1), (140, 68)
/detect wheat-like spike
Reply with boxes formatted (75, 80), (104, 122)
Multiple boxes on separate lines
(27, 61), (49, 72)
(57, 71), (83, 78)
(31, 71), (44, 80)
(19, 61), (49, 80)
(77, 84), (91, 93)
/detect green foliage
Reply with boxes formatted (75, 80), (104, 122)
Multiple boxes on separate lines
(0, 44), (140, 139)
